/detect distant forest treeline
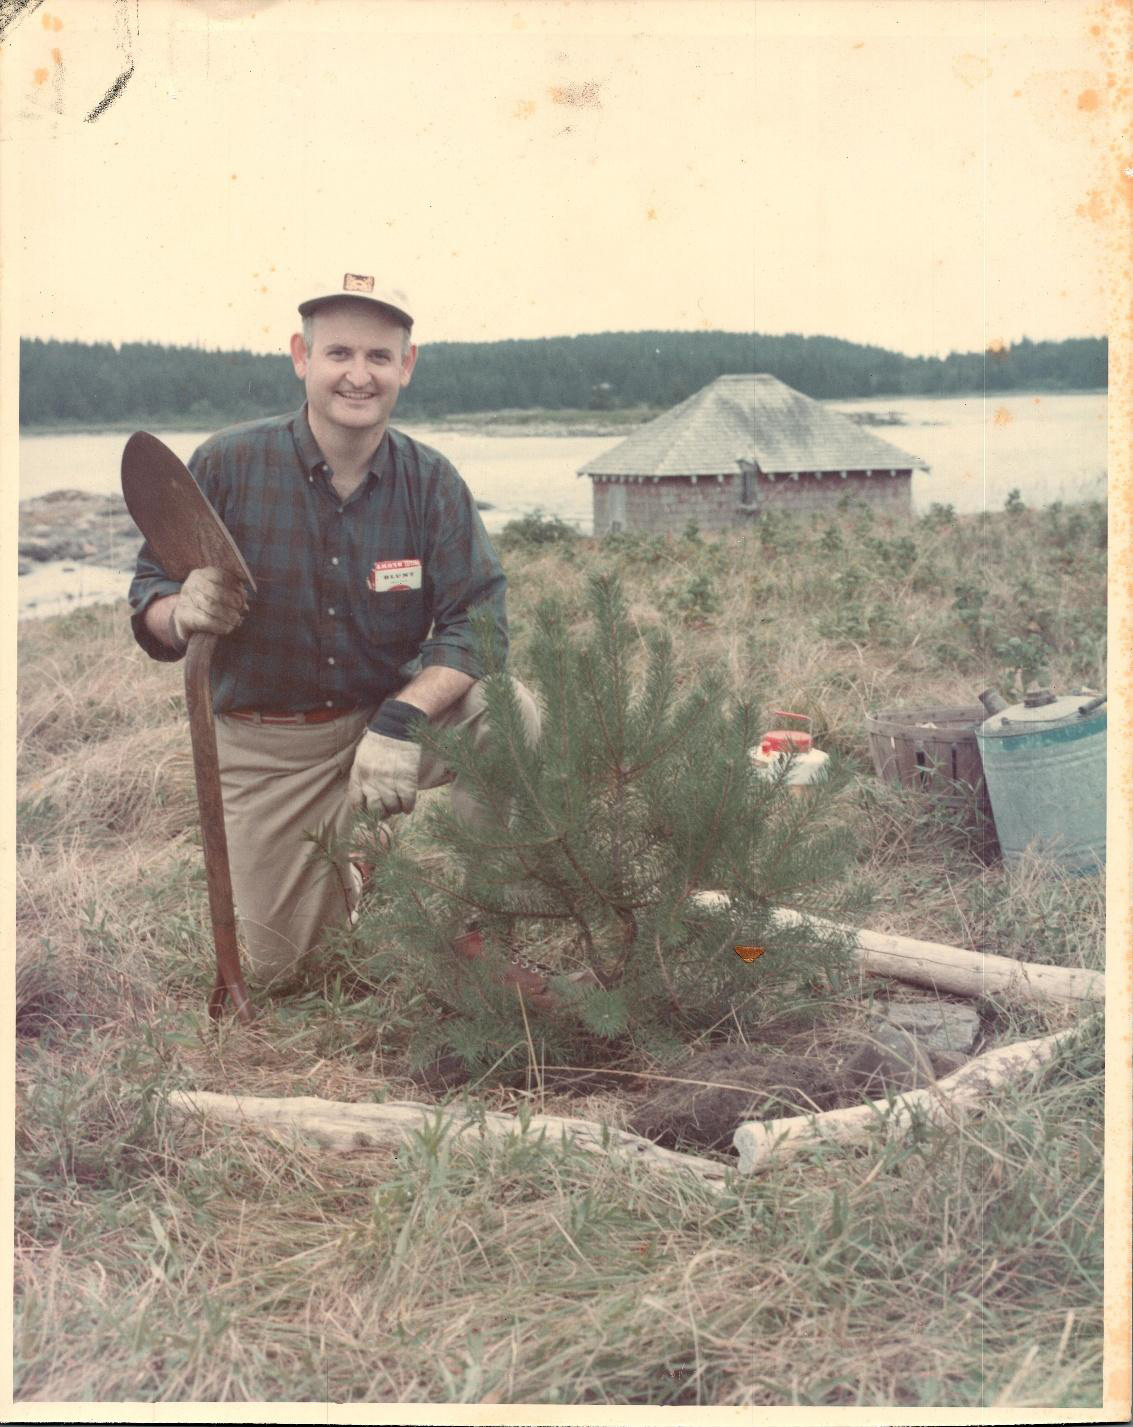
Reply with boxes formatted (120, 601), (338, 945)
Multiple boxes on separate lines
(20, 331), (1107, 428)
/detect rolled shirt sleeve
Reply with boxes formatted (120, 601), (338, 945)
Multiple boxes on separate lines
(127, 553), (184, 663)
(418, 470), (508, 680)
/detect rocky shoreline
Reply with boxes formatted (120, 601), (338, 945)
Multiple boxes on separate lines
(19, 489), (143, 577)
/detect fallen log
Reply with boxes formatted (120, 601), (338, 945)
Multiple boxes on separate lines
(167, 1089), (730, 1186)
(773, 908), (1104, 1007)
(733, 1027), (1077, 1174)
(167, 924), (1098, 1184)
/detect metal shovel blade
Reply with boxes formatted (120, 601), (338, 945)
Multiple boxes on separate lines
(122, 431), (255, 587)
(122, 432), (257, 1024)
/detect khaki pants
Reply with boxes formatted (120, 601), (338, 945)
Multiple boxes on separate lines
(214, 678), (541, 987)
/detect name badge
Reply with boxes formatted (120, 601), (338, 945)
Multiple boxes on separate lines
(368, 558), (422, 593)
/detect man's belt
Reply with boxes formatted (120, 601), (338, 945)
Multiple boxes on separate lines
(226, 707), (358, 726)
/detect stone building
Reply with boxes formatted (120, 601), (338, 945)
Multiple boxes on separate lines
(579, 373), (928, 536)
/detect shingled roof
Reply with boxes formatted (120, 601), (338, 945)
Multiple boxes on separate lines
(578, 373), (928, 478)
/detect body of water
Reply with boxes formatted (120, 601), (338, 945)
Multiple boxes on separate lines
(18, 426), (612, 533)
(833, 391), (1107, 516)
(18, 392), (1107, 620)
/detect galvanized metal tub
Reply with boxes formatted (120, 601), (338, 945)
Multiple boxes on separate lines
(976, 695), (1106, 873)
(866, 705), (999, 861)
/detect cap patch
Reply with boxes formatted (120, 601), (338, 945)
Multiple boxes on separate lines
(343, 273), (375, 293)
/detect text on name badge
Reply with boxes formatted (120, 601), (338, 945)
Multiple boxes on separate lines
(368, 559), (423, 593)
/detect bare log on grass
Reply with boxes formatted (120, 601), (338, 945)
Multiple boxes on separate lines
(167, 1089), (730, 1185)
(773, 908), (1104, 1007)
(168, 923), (1097, 1184)
(733, 1027), (1076, 1174)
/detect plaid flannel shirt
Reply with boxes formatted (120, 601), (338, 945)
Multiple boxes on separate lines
(128, 406), (508, 727)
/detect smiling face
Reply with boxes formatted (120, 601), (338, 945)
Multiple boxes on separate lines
(289, 300), (417, 446)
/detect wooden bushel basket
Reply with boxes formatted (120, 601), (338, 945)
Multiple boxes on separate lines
(866, 705), (999, 862)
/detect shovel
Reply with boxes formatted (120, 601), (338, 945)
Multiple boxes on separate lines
(122, 432), (257, 1025)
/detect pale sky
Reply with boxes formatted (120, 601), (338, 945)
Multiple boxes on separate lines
(1, 0), (1117, 359)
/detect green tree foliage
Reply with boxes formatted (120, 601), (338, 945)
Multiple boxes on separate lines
(19, 332), (1107, 428)
(350, 575), (862, 1075)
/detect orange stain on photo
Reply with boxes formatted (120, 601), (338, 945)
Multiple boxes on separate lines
(734, 946), (765, 964)
(952, 53), (991, 89)
(646, 207), (658, 221)
(42, 12), (63, 30)
(51, 48), (62, 64)
(994, 406), (1014, 427)
(514, 99), (536, 119)
(1077, 89), (1101, 112)
(33, 67), (48, 86)
(550, 81), (602, 109)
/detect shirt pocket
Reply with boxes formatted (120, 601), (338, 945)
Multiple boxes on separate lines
(357, 586), (428, 647)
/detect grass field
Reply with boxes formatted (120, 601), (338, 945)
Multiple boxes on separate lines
(14, 494), (1108, 1407)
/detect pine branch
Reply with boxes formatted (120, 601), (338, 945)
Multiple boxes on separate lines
(626, 631), (676, 752)
(749, 792), (832, 900)
(588, 575), (629, 765)
(612, 765), (626, 903)
(481, 673), (578, 843)
(652, 929), (683, 1016)
(418, 722), (517, 837)
(679, 749), (741, 900)
(579, 646), (621, 773)
(622, 693), (710, 778)
(553, 830), (615, 914)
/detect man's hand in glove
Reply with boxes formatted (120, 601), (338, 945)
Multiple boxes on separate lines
(348, 700), (426, 818)
(172, 567), (247, 645)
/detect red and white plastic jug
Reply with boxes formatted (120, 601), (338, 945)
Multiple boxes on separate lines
(750, 711), (829, 791)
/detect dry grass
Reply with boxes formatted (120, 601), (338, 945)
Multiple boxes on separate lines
(14, 500), (1107, 1407)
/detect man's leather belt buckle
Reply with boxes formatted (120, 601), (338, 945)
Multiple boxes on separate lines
(227, 707), (355, 726)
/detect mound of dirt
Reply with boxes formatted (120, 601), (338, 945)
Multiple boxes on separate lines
(840, 1022), (935, 1095)
(406, 1054), (473, 1095)
(628, 1044), (853, 1152)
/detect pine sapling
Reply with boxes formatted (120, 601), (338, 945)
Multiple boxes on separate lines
(352, 573), (862, 1074)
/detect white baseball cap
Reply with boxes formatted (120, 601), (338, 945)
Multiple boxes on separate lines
(298, 273), (413, 329)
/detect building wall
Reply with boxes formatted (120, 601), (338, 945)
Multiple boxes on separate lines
(590, 471), (912, 536)
(757, 470), (912, 516)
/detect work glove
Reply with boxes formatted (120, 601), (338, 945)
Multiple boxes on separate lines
(172, 566), (247, 643)
(349, 729), (421, 818)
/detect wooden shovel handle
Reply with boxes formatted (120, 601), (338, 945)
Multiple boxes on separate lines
(184, 632), (255, 1025)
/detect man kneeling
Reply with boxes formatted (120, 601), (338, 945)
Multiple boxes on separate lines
(128, 271), (543, 995)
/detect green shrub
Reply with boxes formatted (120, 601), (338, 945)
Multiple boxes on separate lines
(499, 511), (580, 546)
